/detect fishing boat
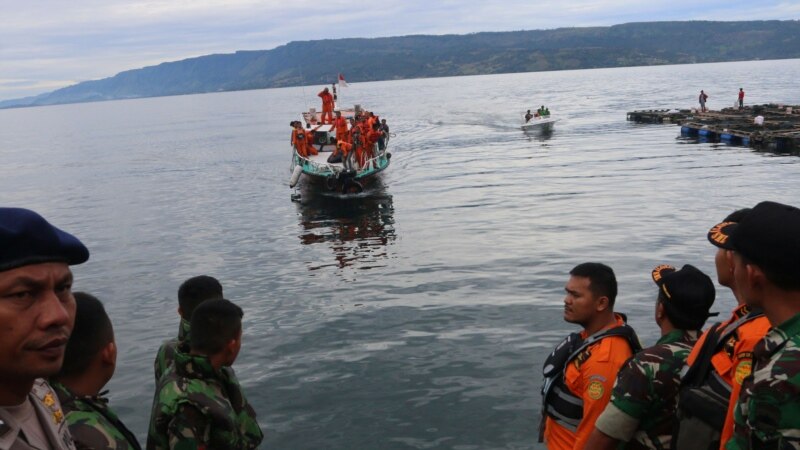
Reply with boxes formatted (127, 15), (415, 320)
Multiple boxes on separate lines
(521, 115), (559, 131)
(289, 105), (391, 194)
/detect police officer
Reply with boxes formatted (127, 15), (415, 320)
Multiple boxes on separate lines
(51, 292), (141, 450)
(540, 262), (641, 450)
(673, 209), (771, 450)
(0, 207), (89, 450)
(586, 264), (716, 450)
(147, 299), (263, 450)
(153, 275), (223, 382)
(714, 201), (800, 449)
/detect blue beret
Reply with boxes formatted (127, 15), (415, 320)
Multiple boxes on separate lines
(0, 207), (89, 272)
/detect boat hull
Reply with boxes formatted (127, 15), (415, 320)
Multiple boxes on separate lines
(290, 149), (391, 194)
(521, 117), (558, 131)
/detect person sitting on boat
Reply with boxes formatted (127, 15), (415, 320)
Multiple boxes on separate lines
(318, 88), (335, 124)
(329, 140), (351, 164)
(293, 123), (319, 158)
(525, 110), (533, 123)
(332, 111), (349, 143)
(544, 107), (550, 117)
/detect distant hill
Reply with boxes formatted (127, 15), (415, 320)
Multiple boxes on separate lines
(3, 20), (800, 109)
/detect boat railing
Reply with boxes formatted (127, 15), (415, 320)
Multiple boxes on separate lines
(294, 142), (389, 177)
(293, 150), (342, 176)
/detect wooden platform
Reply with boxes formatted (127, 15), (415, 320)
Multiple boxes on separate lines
(627, 104), (800, 152)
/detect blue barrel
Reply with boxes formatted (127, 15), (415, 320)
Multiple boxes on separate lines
(698, 129), (716, 137)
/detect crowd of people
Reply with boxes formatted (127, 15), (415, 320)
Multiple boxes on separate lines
(0, 208), (262, 449)
(2, 199), (798, 450)
(291, 92), (390, 171)
(539, 200), (800, 450)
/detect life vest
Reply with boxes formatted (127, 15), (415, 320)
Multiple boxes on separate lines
(538, 319), (641, 442)
(672, 309), (765, 450)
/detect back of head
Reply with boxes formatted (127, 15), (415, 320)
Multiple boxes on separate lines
(58, 292), (114, 378)
(652, 264), (716, 330)
(570, 262), (618, 307)
(728, 201), (800, 290)
(190, 299), (243, 355)
(178, 275), (223, 319)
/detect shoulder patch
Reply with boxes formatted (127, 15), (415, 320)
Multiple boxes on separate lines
(587, 380), (605, 400)
(734, 359), (753, 385)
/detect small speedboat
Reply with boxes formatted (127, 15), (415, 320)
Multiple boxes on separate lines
(289, 106), (391, 194)
(521, 115), (558, 131)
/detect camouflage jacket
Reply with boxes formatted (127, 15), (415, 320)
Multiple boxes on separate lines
(51, 382), (141, 450)
(596, 329), (699, 449)
(146, 350), (263, 450)
(727, 312), (800, 450)
(154, 319), (191, 382)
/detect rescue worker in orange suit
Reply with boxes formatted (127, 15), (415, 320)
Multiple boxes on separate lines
(361, 122), (383, 166)
(332, 111), (349, 143)
(318, 88), (335, 124)
(293, 122), (319, 158)
(671, 208), (770, 450)
(540, 262), (641, 450)
(331, 140), (354, 169)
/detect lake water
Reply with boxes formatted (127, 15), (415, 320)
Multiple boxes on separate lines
(1, 59), (799, 449)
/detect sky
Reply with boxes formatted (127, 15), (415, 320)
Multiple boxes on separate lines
(1, 0), (798, 101)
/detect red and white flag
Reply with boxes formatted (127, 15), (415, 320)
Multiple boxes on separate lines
(338, 73), (349, 88)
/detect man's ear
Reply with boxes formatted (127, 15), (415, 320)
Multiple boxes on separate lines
(746, 263), (768, 293)
(596, 296), (610, 312)
(100, 341), (116, 366)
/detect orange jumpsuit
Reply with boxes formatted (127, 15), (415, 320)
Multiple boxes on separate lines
(318, 90), (335, 124)
(294, 129), (318, 157)
(685, 304), (770, 449)
(332, 116), (349, 143)
(544, 315), (635, 450)
(360, 129), (382, 166)
(291, 128), (307, 157)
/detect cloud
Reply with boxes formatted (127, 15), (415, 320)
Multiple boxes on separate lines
(0, 0), (797, 100)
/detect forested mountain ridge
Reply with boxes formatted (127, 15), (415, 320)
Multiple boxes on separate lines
(3, 20), (799, 108)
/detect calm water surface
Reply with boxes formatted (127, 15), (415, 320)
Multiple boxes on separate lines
(1, 59), (799, 449)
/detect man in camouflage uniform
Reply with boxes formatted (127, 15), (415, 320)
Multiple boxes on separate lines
(0, 207), (88, 450)
(154, 275), (223, 382)
(716, 201), (800, 449)
(586, 264), (716, 449)
(671, 208), (770, 450)
(51, 292), (140, 450)
(147, 299), (263, 450)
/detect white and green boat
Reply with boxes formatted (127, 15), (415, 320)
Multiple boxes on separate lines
(289, 106), (391, 194)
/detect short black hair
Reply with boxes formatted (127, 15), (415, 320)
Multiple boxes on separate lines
(178, 275), (223, 319)
(189, 299), (243, 354)
(58, 292), (114, 377)
(569, 262), (618, 307)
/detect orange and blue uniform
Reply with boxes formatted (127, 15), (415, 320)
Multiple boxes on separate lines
(543, 314), (638, 450)
(685, 305), (770, 449)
